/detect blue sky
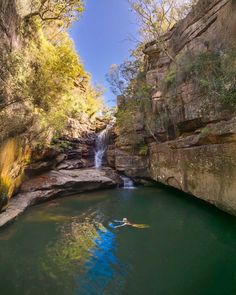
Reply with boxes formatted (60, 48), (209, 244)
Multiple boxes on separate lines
(69, 0), (138, 106)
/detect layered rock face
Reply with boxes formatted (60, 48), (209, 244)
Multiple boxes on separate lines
(115, 0), (236, 214)
(0, 1), (26, 210)
(0, 127), (123, 227)
(0, 0), (21, 52)
(0, 0), (26, 92)
(113, 95), (150, 180)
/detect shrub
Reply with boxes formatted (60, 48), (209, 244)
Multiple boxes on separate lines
(190, 50), (236, 106)
(138, 143), (148, 156)
(4, 28), (103, 139)
(199, 126), (210, 139)
(160, 49), (236, 106)
(160, 68), (177, 91)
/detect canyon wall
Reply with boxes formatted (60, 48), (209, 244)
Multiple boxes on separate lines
(0, 1), (21, 52)
(115, 0), (236, 214)
(0, 1), (106, 211)
(0, 0), (22, 105)
(0, 1), (25, 210)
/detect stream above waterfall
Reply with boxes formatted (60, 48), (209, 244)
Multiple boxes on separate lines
(0, 185), (236, 295)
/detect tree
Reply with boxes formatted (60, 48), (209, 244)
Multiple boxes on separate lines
(24, 30), (103, 132)
(25, 0), (84, 27)
(128, 0), (197, 60)
(106, 60), (141, 96)
(1, 2), (102, 139)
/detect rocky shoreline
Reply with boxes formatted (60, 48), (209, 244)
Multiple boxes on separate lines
(0, 167), (122, 228)
(0, 119), (123, 229)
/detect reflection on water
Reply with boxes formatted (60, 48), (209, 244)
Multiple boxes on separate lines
(76, 222), (127, 295)
(0, 226), (17, 241)
(0, 187), (236, 295)
(26, 211), (72, 223)
(36, 207), (128, 294)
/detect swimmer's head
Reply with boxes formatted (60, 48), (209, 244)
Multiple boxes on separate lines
(123, 218), (128, 222)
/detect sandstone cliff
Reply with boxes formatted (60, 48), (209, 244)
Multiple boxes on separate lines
(114, 0), (236, 215)
(0, 0), (111, 211)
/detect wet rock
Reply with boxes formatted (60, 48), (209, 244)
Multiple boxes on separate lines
(25, 161), (54, 177)
(106, 145), (116, 168)
(115, 149), (149, 179)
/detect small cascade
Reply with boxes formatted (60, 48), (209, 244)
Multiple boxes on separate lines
(94, 123), (113, 169)
(121, 176), (135, 189)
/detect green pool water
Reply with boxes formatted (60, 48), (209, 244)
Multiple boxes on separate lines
(0, 185), (236, 295)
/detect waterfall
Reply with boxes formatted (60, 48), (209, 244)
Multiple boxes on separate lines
(121, 176), (135, 189)
(94, 124), (113, 169)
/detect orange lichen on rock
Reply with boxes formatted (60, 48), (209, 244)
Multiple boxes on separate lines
(0, 138), (31, 211)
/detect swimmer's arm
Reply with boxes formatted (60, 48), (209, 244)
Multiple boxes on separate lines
(113, 223), (126, 228)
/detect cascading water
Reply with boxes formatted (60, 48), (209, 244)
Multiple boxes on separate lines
(121, 176), (135, 189)
(94, 123), (113, 169)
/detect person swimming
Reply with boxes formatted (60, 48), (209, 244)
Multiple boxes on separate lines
(111, 218), (150, 229)
(112, 218), (132, 228)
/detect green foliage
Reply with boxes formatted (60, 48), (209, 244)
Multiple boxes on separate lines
(164, 69), (177, 86)
(23, 0), (84, 28)
(160, 67), (177, 92)
(0, 0), (103, 204)
(161, 49), (236, 106)
(112, 57), (159, 143)
(129, 0), (197, 42)
(51, 136), (73, 151)
(106, 60), (143, 96)
(160, 50), (198, 91)
(194, 50), (236, 106)
(115, 74), (158, 145)
(0, 184), (8, 212)
(199, 127), (210, 139)
(116, 99), (139, 133)
(40, 218), (100, 285)
(128, 0), (197, 60)
(131, 79), (151, 99)
(0, 0), (103, 145)
(138, 143), (148, 156)
(4, 26), (102, 141)
(116, 78), (151, 127)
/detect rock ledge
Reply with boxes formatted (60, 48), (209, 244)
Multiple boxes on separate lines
(0, 168), (119, 228)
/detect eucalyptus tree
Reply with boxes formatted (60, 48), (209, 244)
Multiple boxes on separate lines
(128, 0), (197, 60)
(24, 0), (84, 27)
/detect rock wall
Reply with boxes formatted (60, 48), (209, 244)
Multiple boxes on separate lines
(0, 0), (22, 105)
(113, 95), (150, 180)
(115, 0), (236, 214)
(0, 0), (21, 51)
(0, 1), (27, 210)
(0, 2), (105, 211)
